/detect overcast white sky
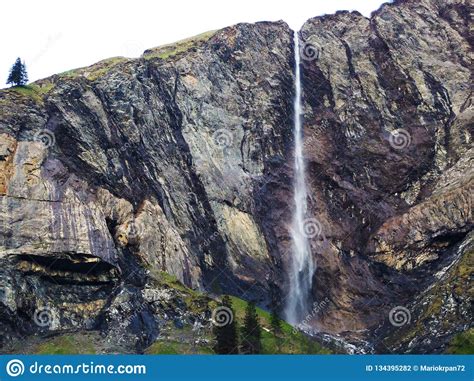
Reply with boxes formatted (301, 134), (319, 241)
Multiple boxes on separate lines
(1, 0), (385, 85)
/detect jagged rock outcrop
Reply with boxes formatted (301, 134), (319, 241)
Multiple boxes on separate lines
(0, 0), (472, 353)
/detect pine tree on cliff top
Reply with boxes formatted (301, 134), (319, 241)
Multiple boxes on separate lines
(7, 58), (28, 87)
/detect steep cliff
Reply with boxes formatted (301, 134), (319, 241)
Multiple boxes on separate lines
(297, 0), (472, 352)
(0, 21), (296, 352)
(0, 0), (472, 354)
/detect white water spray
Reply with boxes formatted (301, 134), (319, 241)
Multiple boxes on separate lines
(285, 31), (315, 324)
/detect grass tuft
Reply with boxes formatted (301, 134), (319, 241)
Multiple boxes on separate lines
(143, 30), (216, 60)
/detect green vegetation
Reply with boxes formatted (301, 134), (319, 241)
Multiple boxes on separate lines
(446, 329), (474, 354)
(7, 58), (28, 86)
(149, 270), (208, 313)
(147, 293), (331, 355)
(240, 301), (262, 354)
(270, 308), (283, 335)
(228, 296), (331, 354)
(31, 81), (54, 94)
(144, 273), (331, 354)
(24, 272), (331, 355)
(7, 85), (44, 104)
(382, 247), (473, 350)
(57, 57), (127, 81)
(58, 69), (79, 78)
(2, 29), (215, 106)
(85, 57), (127, 81)
(153, 270), (190, 293)
(146, 340), (214, 355)
(34, 334), (98, 354)
(143, 30), (216, 60)
(213, 295), (239, 354)
(2, 79), (55, 106)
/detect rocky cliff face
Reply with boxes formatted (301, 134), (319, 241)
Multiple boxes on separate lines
(297, 0), (472, 352)
(0, 0), (472, 354)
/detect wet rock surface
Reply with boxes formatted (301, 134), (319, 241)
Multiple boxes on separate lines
(0, 0), (472, 353)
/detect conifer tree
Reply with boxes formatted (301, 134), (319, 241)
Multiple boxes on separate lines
(213, 295), (239, 354)
(270, 307), (283, 353)
(241, 301), (262, 354)
(270, 308), (282, 336)
(7, 58), (28, 87)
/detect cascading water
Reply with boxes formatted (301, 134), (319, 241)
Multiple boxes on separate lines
(285, 31), (315, 325)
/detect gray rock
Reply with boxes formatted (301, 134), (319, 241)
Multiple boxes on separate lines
(0, 0), (471, 353)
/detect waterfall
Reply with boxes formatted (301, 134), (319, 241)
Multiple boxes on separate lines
(285, 31), (315, 325)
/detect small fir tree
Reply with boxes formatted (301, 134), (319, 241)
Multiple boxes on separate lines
(7, 58), (28, 87)
(270, 308), (282, 336)
(241, 301), (262, 354)
(270, 306), (284, 353)
(213, 295), (239, 354)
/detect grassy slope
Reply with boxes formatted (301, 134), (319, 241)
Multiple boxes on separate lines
(445, 328), (474, 354)
(145, 272), (331, 354)
(146, 284), (331, 354)
(3, 84), (52, 104)
(142, 30), (216, 60)
(229, 296), (331, 354)
(21, 271), (329, 355)
(22, 332), (101, 354)
(2, 29), (217, 105)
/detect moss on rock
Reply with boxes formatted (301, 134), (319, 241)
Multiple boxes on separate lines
(143, 30), (216, 60)
(445, 329), (474, 354)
